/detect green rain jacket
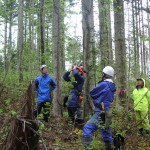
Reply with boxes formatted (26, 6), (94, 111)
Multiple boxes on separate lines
(132, 78), (150, 112)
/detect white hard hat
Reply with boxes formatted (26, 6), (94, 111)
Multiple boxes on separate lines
(102, 66), (114, 77)
(40, 64), (47, 70)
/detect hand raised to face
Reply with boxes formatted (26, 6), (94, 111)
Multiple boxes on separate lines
(71, 64), (77, 71)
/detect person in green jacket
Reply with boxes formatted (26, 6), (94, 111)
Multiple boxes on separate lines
(132, 78), (150, 135)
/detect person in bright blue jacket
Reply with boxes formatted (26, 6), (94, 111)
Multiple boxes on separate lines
(34, 64), (56, 122)
(63, 64), (85, 124)
(82, 66), (116, 150)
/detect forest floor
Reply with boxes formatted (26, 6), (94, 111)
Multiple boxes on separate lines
(0, 84), (149, 150)
(0, 111), (150, 150)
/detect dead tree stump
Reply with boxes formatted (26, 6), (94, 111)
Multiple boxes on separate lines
(3, 81), (39, 150)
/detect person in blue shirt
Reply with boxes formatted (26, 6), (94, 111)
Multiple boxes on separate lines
(63, 64), (85, 126)
(34, 64), (56, 122)
(82, 66), (116, 150)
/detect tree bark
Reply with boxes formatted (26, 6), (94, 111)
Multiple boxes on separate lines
(40, 0), (45, 65)
(113, 0), (126, 109)
(82, 0), (95, 118)
(141, 0), (146, 75)
(28, 0), (35, 73)
(52, 0), (63, 117)
(135, 0), (140, 77)
(60, 0), (65, 72)
(4, 18), (8, 76)
(147, 0), (150, 75)
(17, 0), (24, 82)
(98, 0), (113, 68)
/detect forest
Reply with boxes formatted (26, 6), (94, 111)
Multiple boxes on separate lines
(0, 0), (150, 149)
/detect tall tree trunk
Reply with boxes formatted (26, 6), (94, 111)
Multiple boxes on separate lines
(132, 0), (137, 77)
(60, 0), (65, 72)
(135, 0), (140, 77)
(82, 0), (95, 118)
(8, 3), (12, 50)
(108, 2), (113, 65)
(17, 0), (24, 82)
(24, 6), (27, 44)
(40, 0), (45, 65)
(4, 18), (8, 76)
(147, 0), (150, 75)
(28, 0), (34, 73)
(98, 0), (113, 68)
(127, 1), (131, 81)
(141, 0), (146, 75)
(126, 1), (131, 112)
(52, 0), (63, 117)
(3, 0), (8, 76)
(138, 0), (143, 75)
(8, 11), (12, 71)
(37, 7), (41, 66)
(113, 0), (126, 109)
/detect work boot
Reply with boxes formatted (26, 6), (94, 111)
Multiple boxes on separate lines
(138, 128), (144, 135)
(104, 141), (113, 150)
(145, 130), (149, 134)
(82, 136), (92, 149)
(43, 116), (49, 122)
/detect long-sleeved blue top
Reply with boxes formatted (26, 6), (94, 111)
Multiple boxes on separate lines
(63, 69), (85, 92)
(90, 79), (116, 112)
(63, 69), (85, 107)
(35, 74), (56, 102)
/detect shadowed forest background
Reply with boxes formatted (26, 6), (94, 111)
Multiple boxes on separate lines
(0, 0), (150, 149)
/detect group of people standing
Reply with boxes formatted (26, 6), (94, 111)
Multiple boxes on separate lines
(33, 64), (150, 150)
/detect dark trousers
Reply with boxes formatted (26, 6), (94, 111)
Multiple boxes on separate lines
(67, 107), (77, 122)
(67, 107), (84, 129)
(34, 102), (51, 122)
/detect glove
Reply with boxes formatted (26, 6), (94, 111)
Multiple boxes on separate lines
(79, 95), (83, 103)
(100, 111), (105, 123)
(99, 110), (112, 129)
